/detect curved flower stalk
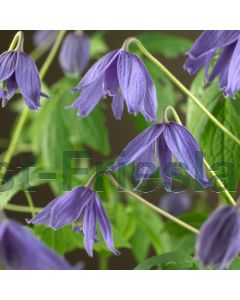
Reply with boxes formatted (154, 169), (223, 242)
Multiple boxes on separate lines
(196, 205), (240, 269)
(109, 121), (209, 191)
(27, 186), (119, 257)
(69, 48), (157, 121)
(0, 219), (77, 270)
(59, 31), (89, 76)
(0, 31), (50, 109)
(159, 192), (191, 217)
(184, 30), (240, 97)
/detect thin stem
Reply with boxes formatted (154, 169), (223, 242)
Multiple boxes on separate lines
(106, 171), (199, 235)
(126, 37), (240, 147)
(98, 252), (109, 270)
(24, 191), (35, 217)
(0, 30), (66, 184)
(164, 106), (236, 206)
(3, 203), (42, 213)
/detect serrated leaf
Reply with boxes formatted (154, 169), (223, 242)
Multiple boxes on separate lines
(137, 32), (192, 58)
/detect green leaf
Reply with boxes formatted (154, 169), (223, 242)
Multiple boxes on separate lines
(187, 70), (221, 140)
(187, 71), (240, 192)
(135, 251), (198, 270)
(137, 32), (192, 58)
(0, 167), (47, 208)
(33, 225), (83, 255)
(30, 77), (110, 193)
(131, 227), (150, 263)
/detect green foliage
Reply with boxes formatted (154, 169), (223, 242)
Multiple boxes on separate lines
(90, 32), (109, 59)
(187, 71), (240, 193)
(135, 251), (199, 270)
(30, 76), (110, 193)
(137, 32), (192, 58)
(0, 167), (47, 208)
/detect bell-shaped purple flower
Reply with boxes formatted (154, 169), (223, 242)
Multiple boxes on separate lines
(27, 186), (119, 257)
(0, 219), (74, 270)
(109, 122), (209, 191)
(196, 206), (240, 269)
(33, 30), (58, 49)
(0, 50), (49, 109)
(59, 32), (89, 76)
(184, 30), (240, 97)
(69, 49), (157, 121)
(159, 192), (191, 217)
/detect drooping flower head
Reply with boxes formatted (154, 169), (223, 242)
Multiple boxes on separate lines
(184, 30), (240, 97)
(196, 205), (240, 269)
(33, 30), (58, 49)
(0, 219), (74, 270)
(59, 31), (89, 76)
(0, 32), (49, 109)
(159, 192), (191, 217)
(69, 48), (157, 122)
(27, 186), (119, 257)
(109, 121), (209, 191)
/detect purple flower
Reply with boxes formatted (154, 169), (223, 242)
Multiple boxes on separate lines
(110, 122), (209, 190)
(159, 192), (191, 217)
(27, 186), (119, 257)
(0, 219), (74, 270)
(69, 49), (157, 121)
(184, 30), (240, 97)
(0, 50), (49, 109)
(59, 32), (89, 76)
(33, 30), (58, 49)
(196, 206), (240, 269)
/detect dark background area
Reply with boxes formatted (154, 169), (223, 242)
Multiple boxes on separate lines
(0, 30), (202, 269)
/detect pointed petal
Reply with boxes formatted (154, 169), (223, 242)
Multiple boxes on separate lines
(225, 38), (240, 97)
(187, 30), (240, 59)
(117, 51), (146, 115)
(111, 92), (124, 120)
(0, 51), (18, 82)
(68, 76), (104, 116)
(110, 124), (163, 171)
(134, 143), (157, 184)
(157, 134), (173, 191)
(208, 42), (236, 87)
(94, 194), (119, 255)
(73, 50), (120, 91)
(83, 200), (97, 257)
(163, 122), (209, 186)
(15, 52), (41, 110)
(140, 66), (158, 122)
(49, 186), (93, 229)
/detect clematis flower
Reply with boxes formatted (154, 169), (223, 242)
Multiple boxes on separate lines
(27, 186), (119, 257)
(59, 31), (89, 76)
(159, 192), (191, 217)
(196, 206), (240, 269)
(0, 219), (74, 270)
(0, 50), (49, 109)
(184, 30), (240, 97)
(109, 121), (209, 191)
(33, 30), (58, 49)
(69, 49), (157, 121)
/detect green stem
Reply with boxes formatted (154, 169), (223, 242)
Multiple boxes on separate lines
(164, 105), (236, 206)
(98, 252), (109, 270)
(24, 191), (35, 217)
(3, 203), (42, 213)
(0, 30), (66, 184)
(106, 171), (199, 235)
(8, 31), (24, 51)
(126, 37), (240, 147)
